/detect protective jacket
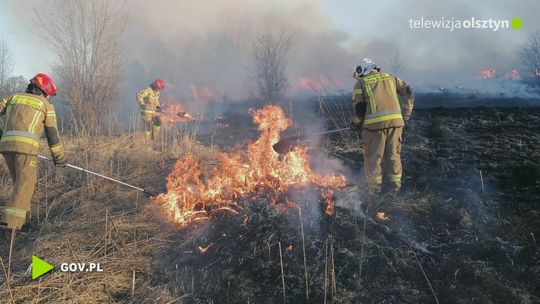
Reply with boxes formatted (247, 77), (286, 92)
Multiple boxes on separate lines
(136, 86), (160, 115)
(0, 92), (65, 160)
(352, 71), (414, 131)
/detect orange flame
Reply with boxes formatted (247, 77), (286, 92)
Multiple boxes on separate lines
(478, 69), (496, 79)
(505, 69), (521, 80)
(160, 96), (197, 124)
(155, 105), (346, 225)
(324, 189), (335, 216)
(198, 243), (213, 254)
(376, 212), (389, 222)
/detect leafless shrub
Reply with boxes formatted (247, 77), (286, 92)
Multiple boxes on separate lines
(521, 33), (540, 86)
(0, 76), (27, 98)
(35, 0), (126, 136)
(251, 32), (292, 102)
(0, 41), (26, 111)
(0, 40), (14, 94)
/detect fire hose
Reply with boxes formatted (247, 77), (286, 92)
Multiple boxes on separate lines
(37, 155), (156, 196)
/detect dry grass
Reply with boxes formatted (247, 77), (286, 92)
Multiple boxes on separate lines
(0, 129), (215, 303)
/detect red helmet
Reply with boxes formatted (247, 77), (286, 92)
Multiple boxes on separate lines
(31, 73), (57, 96)
(153, 78), (165, 90)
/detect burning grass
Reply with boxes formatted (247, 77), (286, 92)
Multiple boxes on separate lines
(159, 96), (199, 125)
(156, 105), (346, 225)
(0, 102), (538, 303)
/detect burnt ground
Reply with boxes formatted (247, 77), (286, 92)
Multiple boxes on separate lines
(1, 98), (538, 303)
(154, 104), (540, 303)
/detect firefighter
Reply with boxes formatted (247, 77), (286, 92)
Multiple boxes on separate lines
(0, 73), (67, 231)
(136, 78), (165, 140)
(351, 58), (414, 195)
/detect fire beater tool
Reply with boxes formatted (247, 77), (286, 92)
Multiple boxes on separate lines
(37, 155), (157, 196)
(273, 127), (351, 154)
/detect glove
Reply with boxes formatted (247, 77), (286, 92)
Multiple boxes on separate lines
(53, 156), (68, 167)
(351, 116), (363, 131)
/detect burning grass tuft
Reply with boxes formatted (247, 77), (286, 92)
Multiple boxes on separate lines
(155, 105), (346, 225)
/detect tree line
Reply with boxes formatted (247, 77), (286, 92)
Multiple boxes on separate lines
(2, 0), (540, 137)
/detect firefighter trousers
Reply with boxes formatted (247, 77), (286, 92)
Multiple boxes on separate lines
(362, 127), (403, 191)
(1, 153), (38, 230)
(142, 113), (161, 140)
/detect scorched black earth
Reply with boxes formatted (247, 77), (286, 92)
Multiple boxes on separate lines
(156, 102), (540, 304)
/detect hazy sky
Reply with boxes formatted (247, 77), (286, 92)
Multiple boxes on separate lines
(0, 0), (538, 96)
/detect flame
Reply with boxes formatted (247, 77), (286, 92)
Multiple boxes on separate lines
(198, 243), (213, 254)
(376, 212), (389, 222)
(505, 69), (521, 80)
(478, 69), (522, 80)
(156, 105), (346, 225)
(160, 96), (197, 124)
(478, 69), (496, 79)
(324, 189), (335, 216)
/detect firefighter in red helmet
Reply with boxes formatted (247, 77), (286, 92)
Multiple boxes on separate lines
(136, 79), (165, 140)
(0, 73), (67, 231)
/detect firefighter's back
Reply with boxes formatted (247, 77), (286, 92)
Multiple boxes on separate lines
(361, 71), (405, 131)
(0, 92), (51, 155)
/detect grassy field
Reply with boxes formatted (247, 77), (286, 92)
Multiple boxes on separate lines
(0, 130), (215, 303)
(0, 101), (539, 303)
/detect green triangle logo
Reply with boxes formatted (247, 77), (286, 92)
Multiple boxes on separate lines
(32, 255), (54, 279)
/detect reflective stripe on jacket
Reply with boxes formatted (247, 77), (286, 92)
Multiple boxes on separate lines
(0, 93), (65, 158)
(136, 87), (160, 113)
(352, 71), (414, 130)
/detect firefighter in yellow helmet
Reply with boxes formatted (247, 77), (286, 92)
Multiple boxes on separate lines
(136, 78), (165, 140)
(351, 58), (414, 195)
(0, 73), (67, 231)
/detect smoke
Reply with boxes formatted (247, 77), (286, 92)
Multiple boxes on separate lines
(3, 0), (540, 108)
(121, 0), (355, 111)
(370, 0), (540, 85)
(100, 0), (540, 108)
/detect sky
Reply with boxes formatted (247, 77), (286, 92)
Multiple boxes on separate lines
(0, 0), (539, 97)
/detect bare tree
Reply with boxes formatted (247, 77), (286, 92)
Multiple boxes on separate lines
(390, 48), (405, 75)
(521, 33), (540, 85)
(251, 32), (292, 102)
(0, 76), (27, 99)
(0, 39), (14, 89)
(35, 0), (125, 135)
